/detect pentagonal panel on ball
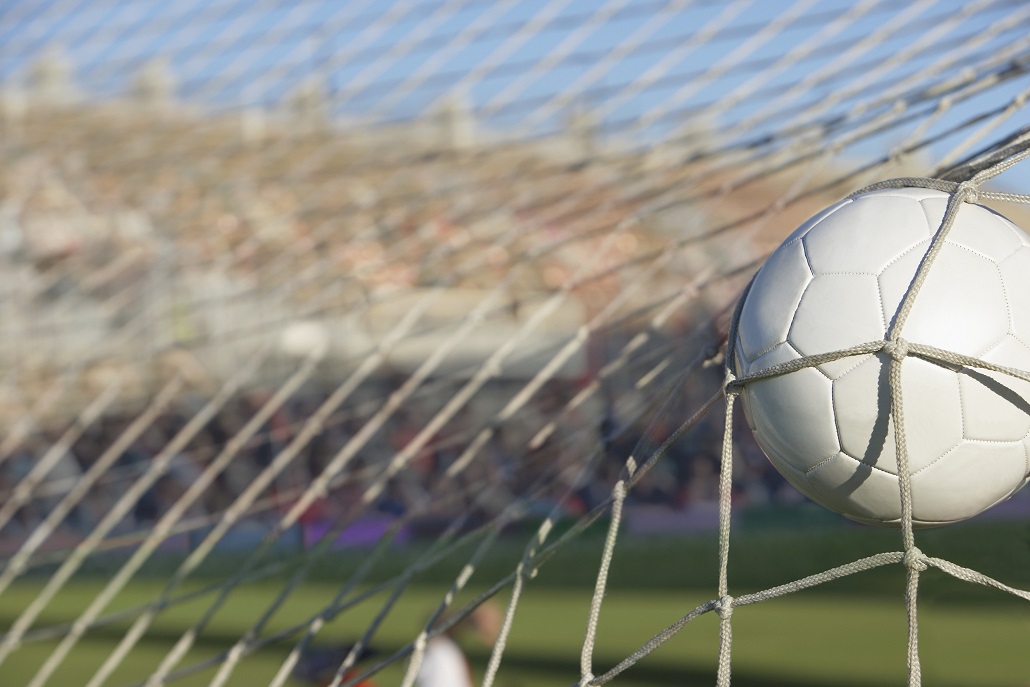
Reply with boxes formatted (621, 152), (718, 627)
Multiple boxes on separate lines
(959, 369), (1030, 443)
(899, 356), (965, 472)
(921, 196), (1024, 263)
(743, 365), (838, 474)
(737, 239), (812, 362)
(863, 188), (944, 203)
(743, 339), (802, 377)
(832, 354), (963, 476)
(788, 273), (886, 379)
(802, 193), (932, 275)
(804, 452), (902, 524)
(779, 197), (854, 246)
(960, 334), (1030, 442)
(832, 354), (896, 474)
(877, 238), (929, 332)
(894, 243), (1008, 357)
(999, 248), (1030, 339)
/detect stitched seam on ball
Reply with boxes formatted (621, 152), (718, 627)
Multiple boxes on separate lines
(812, 361), (833, 381)
(827, 353), (872, 383)
(866, 191), (943, 202)
(785, 198), (853, 250)
(996, 243), (1023, 264)
(798, 232), (816, 274)
(1006, 330), (1030, 353)
(955, 438), (1025, 446)
(748, 344), (779, 364)
(811, 270), (879, 277)
(776, 455), (809, 478)
(966, 259), (1011, 358)
(807, 451), (898, 477)
(976, 336), (1008, 361)
(943, 239), (1003, 269)
(910, 442), (962, 477)
(937, 197), (1020, 261)
(999, 243), (1030, 267)
(877, 239), (931, 331)
(918, 197), (939, 241)
(877, 238), (931, 274)
(955, 366), (966, 440)
(803, 452), (837, 476)
(748, 339), (797, 368)
(985, 208), (1030, 246)
(1011, 222), (1030, 249)
(975, 334), (1012, 366)
(912, 441), (1026, 478)
(873, 275), (888, 334)
(991, 259), (1015, 345)
(830, 383), (844, 452)
(990, 225), (1023, 262)
(747, 256), (814, 364)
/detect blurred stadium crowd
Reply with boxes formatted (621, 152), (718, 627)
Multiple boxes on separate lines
(0, 375), (801, 552)
(0, 88), (816, 556)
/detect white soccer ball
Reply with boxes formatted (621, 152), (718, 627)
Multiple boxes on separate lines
(733, 186), (1030, 527)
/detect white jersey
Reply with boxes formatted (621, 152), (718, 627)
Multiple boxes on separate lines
(415, 636), (473, 687)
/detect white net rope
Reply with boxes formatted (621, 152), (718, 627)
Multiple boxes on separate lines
(576, 151), (1030, 687)
(1, 2), (1030, 686)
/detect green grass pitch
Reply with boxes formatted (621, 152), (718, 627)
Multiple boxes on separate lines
(3, 518), (1030, 686)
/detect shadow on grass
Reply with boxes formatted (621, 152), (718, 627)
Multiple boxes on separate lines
(3, 620), (886, 687)
(471, 648), (883, 687)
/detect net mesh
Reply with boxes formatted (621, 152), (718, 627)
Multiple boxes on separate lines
(579, 164), (1030, 687)
(1, 1), (1030, 686)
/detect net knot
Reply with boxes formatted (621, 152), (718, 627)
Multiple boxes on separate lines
(716, 594), (734, 619)
(724, 368), (738, 394)
(903, 546), (929, 572)
(955, 181), (979, 204)
(882, 338), (909, 361)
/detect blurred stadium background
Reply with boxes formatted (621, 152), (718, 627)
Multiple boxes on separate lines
(1, 1), (1030, 685)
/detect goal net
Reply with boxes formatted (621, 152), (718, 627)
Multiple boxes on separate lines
(1, 1), (1030, 686)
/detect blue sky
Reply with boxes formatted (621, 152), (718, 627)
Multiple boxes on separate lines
(1, 0), (1029, 184)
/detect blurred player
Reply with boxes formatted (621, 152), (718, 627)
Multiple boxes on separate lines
(416, 601), (502, 687)
(292, 643), (379, 687)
